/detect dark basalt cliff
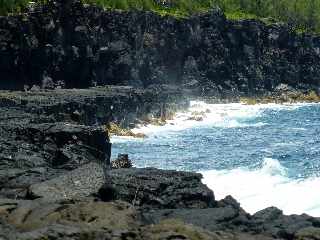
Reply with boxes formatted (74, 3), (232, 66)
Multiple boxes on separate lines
(1, 87), (320, 240)
(2, 1), (320, 239)
(1, 0), (320, 97)
(0, 86), (188, 199)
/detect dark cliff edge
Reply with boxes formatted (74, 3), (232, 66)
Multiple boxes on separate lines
(1, 0), (320, 98)
(0, 86), (188, 198)
(1, 1), (320, 239)
(1, 89), (320, 240)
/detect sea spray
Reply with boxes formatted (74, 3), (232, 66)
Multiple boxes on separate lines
(201, 158), (320, 216)
(111, 101), (320, 216)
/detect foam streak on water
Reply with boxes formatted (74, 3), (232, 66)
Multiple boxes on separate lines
(128, 101), (311, 135)
(111, 101), (320, 216)
(201, 158), (320, 216)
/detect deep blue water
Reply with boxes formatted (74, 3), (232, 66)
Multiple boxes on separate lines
(111, 102), (320, 215)
(112, 102), (320, 179)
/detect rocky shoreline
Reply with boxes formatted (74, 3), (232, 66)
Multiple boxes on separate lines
(0, 87), (320, 240)
(1, 0), (320, 239)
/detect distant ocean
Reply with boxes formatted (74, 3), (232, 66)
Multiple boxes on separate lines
(112, 101), (320, 216)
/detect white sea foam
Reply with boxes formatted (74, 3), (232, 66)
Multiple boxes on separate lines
(201, 158), (320, 216)
(131, 101), (313, 136)
(111, 135), (144, 143)
(113, 101), (320, 216)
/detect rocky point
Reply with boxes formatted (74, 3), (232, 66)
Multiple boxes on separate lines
(1, 0), (320, 239)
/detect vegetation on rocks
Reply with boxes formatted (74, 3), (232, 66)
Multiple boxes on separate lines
(215, 0), (320, 33)
(240, 90), (320, 105)
(106, 122), (147, 138)
(1, 0), (320, 32)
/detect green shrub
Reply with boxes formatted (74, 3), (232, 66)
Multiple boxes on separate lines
(0, 0), (29, 15)
(0, 0), (319, 33)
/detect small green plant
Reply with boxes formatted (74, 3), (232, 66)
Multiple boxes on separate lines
(225, 10), (257, 20)
(0, 0), (28, 15)
(81, 0), (216, 18)
(1, 0), (320, 33)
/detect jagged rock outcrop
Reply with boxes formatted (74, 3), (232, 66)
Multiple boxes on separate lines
(0, 0), (319, 97)
(0, 86), (188, 126)
(143, 197), (320, 239)
(1, 2), (320, 239)
(107, 167), (215, 209)
(28, 162), (214, 209)
(0, 198), (274, 240)
(0, 86), (187, 199)
(0, 121), (110, 199)
(1, 194), (320, 240)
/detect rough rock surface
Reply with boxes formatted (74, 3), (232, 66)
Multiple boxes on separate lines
(143, 197), (320, 239)
(108, 167), (215, 209)
(0, 86), (187, 199)
(28, 162), (105, 201)
(0, 0), (319, 98)
(1, 2), (320, 238)
(250, 207), (320, 239)
(142, 196), (250, 232)
(1, 89), (320, 240)
(1, 195), (320, 239)
(28, 163), (214, 210)
(0, 198), (282, 240)
(0, 86), (188, 126)
(0, 121), (109, 199)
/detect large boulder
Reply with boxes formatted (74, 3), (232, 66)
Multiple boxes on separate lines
(107, 167), (215, 209)
(143, 195), (250, 232)
(248, 207), (320, 239)
(29, 165), (215, 209)
(0, 121), (110, 199)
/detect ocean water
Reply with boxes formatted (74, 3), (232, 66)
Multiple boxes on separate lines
(111, 101), (320, 216)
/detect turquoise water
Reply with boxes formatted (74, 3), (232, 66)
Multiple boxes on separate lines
(111, 102), (320, 216)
